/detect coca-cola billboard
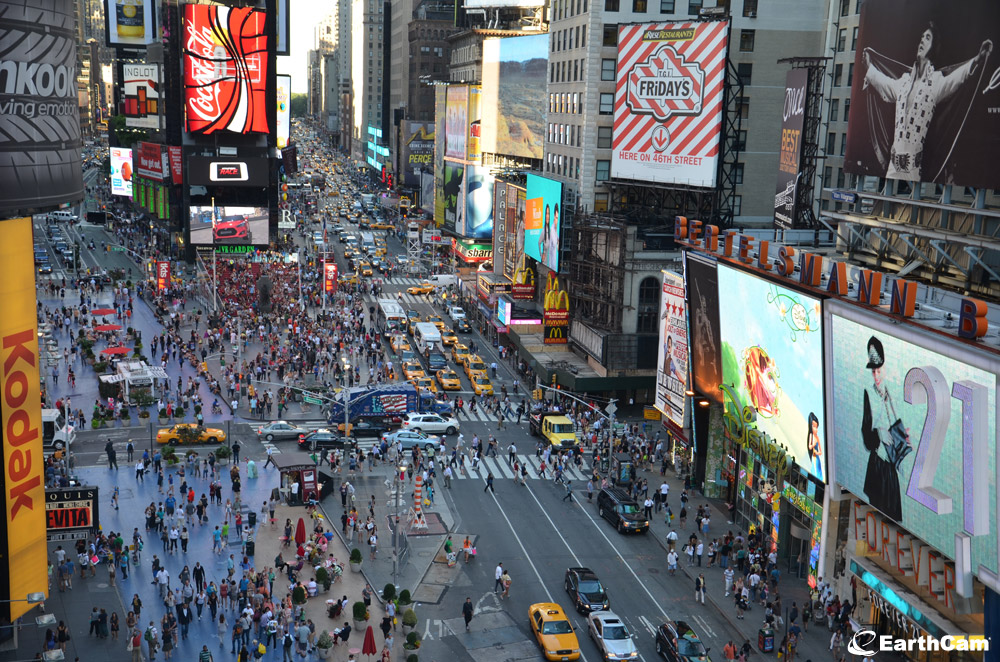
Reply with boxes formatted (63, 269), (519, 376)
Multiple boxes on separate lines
(183, 5), (269, 135)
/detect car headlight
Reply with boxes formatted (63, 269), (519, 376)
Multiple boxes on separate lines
(623, 522), (630, 527)
(630, 653), (639, 658)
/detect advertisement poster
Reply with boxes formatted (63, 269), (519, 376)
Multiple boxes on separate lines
(441, 162), (464, 234)
(156, 260), (170, 290)
(481, 35), (547, 160)
(0, 217), (48, 621)
(493, 181), (508, 275)
(463, 165), (494, 240)
(0, 0), (83, 218)
(844, 0), (1000, 189)
(467, 85), (482, 162)
(421, 171), (435, 215)
(503, 183), (520, 279)
(323, 262), (337, 293)
(524, 174), (562, 272)
(657, 271), (688, 427)
(827, 301), (998, 585)
(686, 252), (721, 403)
(433, 86), (447, 225)
(110, 148), (134, 197)
(136, 142), (167, 181)
(189, 205), (269, 245)
(122, 64), (161, 130)
(187, 157), (269, 187)
(105, 0), (158, 49)
(543, 275), (569, 344)
(774, 68), (809, 230)
(183, 5), (269, 135)
(612, 21), (729, 188)
(401, 121), (434, 187)
(275, 0), (290, 55)
(445, 85), (469, 160)
(718, 264), (826, 481)
(276, 75), (291, 149)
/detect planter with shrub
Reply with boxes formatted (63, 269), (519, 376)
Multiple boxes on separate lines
(292, 585), (307, 605)
(316, 566), (331, 592)
(401, 608), (417, 635)
(352, 601), (369, 629)
(349, 548), (363, 572)
(403, 631), (421, 650)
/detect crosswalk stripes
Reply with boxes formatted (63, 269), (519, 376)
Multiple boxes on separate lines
(448, 454), (590, 483)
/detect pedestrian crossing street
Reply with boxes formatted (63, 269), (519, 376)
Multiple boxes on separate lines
(441, 453), (593, 483)
(362, 291), (432, 305)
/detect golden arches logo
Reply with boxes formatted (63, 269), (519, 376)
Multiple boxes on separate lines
(544, 289), (570, 312)
(546, 272), (560, 293)
(514, 267), (535, 285)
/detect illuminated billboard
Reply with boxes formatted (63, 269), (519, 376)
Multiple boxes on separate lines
(524, 174), (562, 273)
(189, 205), (269, 246)
(441, 161), (464, 234)
(104, 0), (158, 49)
(845, 0), (1000, 189)
(481, 35), (547, 160)
(461, 165), (494, 240)
(445, 85), (468, 161)
(827, 300), (999, 587)
(0, 217), (48, 621)
(183, 5), (269, 135)
(612, 21), (729, 188)
(401, 121), (434, 188)
(718, 263), (826, 481)
(110, 148), (134, 197)
(774, 68), (808, 230)
(123, 64), (161, 130)
(657, 271), (688, 427)
(276, 75), (291, 149)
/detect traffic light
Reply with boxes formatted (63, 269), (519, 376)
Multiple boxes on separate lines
(532, 388), (543, 401)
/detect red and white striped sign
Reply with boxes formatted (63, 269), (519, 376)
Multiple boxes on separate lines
(612, 21), (728, 188)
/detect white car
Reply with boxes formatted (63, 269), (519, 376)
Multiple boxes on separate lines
(401, 412), (460, 436)
(448, 306), (466, 323)
(588, 612), (638, 661)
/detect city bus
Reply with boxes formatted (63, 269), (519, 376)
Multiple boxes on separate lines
(376, 299), (407, 334)
(360, 231), (376, 255)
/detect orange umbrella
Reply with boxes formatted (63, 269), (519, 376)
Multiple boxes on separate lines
(361, 625), (377, 658)
(100, 346), (131, 356)
(90, 308), (115, 315)
(93, 324), (122, 332)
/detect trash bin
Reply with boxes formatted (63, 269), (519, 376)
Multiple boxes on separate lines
(758, 628), (774, 653)
(245, 540), (255, 557)
(248, 511), (257, 528)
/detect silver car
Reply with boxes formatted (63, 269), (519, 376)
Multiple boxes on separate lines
(257, 421), (310, 441)
(588, 612), (638, 661)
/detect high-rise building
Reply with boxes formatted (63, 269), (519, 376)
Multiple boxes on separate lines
(544, 0), (828, 222)
(816, 0), (858, 214)
(406, 1), (458, 122)
(351, 0), (385, 164)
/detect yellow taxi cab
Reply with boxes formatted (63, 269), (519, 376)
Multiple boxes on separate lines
(528, 603), (581, 662)
(451, 343), (470, 366)
(344, 247), (357, 259)
(339, 272), (358, 285)
(465, 355), (488, 380)
(390, 336), (411, 354)
(436, 369), (462, 391)
(407, 283), (435, 295)
(402, 361), (425, 380)
(412, 376), (438, 394)
(156, 424), (227, 445)
(441, 328), (458, 347)
(374, 245), (387, 257)
(425, 315), (446, 331)
(329, 189), (339, 197)
(472, 375), (494, 396)
(359, 261), (374, 277)
(373, 222), (394, 231)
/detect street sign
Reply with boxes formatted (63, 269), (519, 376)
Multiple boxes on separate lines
(303, 396), (324, 405)
(605, 403), (618, 416)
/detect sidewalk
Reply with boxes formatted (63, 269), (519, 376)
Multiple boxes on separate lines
(642, 463), (830, 660)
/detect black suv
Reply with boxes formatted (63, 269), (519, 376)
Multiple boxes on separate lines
(564, 567), (609, 614)
(596, 487), (649, 534)
(655, 620), (712, 662)
(298, 429), (354, 451)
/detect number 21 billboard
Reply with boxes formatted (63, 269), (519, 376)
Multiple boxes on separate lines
(826, 300), (999, 589)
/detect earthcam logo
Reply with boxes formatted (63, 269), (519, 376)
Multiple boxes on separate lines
(848, 630), (989, 656)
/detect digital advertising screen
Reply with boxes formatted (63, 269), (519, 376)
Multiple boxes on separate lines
(685, 252), (722, 404)
(110, 147), (134, 197)
(183, 5), (269, 135)
(276, 75), (291, 149)
(524, 174), (562, 273)
(657, 271), (688, 427)
(441, 161), (464, 234)
(845, 0), (1000, 189)
(462, 165), (494, 240)
(774, 68), (808, 230)
(481, 35), (547, 160)
(401, 121), (434, 188)
(189, 205), (269, 246)
(104, 0), (158, 49)
(826, 300), (999, 586)
(717, 263), (826, 481)
(445, 85), (468, 160)
(612, 21), (729, 188)
(122, 64), (161, 130)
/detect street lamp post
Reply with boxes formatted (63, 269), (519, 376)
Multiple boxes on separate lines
(342, 359), (351, 438)
(392, 462), (407, 588)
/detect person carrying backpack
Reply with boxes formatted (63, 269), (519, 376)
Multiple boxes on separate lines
(282, 630), (295, 662)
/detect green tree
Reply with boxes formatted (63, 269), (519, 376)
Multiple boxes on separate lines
(289, 93), (309, 119)
(108, 114), (148, 149)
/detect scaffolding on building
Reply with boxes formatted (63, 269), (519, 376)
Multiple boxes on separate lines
(566, 215), (627, 333)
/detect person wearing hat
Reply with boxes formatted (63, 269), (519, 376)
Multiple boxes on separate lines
(861, 335), (912, 522)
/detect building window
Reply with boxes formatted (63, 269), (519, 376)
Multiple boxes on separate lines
(599, 93), (614, 114)
(735, 130), (747, 151)
(840, 133), (847, 156)
(605, 0), (619, 10)
(826, 132), (836, 154)
(837, 168), (846, 188)
(829, 99), (839, 122)
(837, 28), (846, 52)
(823, 166), (832, 187)
(852, 26), (858, 50)
(736, 96), (749, 121)
(601, 58), (616, 81)
(603, 25), (618, 46)
(847, 63), (854, 86)
(637, 277), (660, 333)
(833, 64), (843, 87)
(732, 194), (742, 216)
(660, 0), (675, 11)
(734, 162), (744, 184)
(596, 160), (611, 181)
(739, 30), (755, 52)
(840, 0), (849, 15)
(737, 62), (752, 86)
(844, 97), (851, 118)
(743, 0), (757, 16)
(688, 0), (702, 15)
(633, 0), (647, 11)
(597, 126), (612, 148)
(595, 193), (609, 212)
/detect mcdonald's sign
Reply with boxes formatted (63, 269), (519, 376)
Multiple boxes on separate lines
(543, 277), (570, 344)
(544, 325), (567, 343)
(512, 267), (535, 300)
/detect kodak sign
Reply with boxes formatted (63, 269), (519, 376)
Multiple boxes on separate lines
(0, 218), (47, 621)
(543, 273), (570, 344)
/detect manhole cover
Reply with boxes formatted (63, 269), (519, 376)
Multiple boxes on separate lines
(647, 568), (660, 574)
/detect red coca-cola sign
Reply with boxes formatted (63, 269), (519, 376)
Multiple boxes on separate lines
(183, 5), (269, 135)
